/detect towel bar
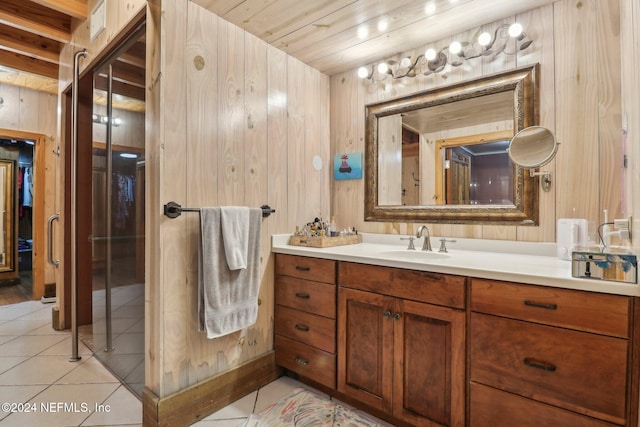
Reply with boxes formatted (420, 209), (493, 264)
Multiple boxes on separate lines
(163, 201), (275, 219)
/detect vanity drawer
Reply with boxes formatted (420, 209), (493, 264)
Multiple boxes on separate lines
(276, 254), (336, 284)
(275, 305), (335, 353)
(275, 276), (336, 318)
(338, 261), (465, 309)
(470, 312), (628, 424)
(275, 335), (336, 389)
(470, 382), (618, 427)
(470, 279), (630, 338)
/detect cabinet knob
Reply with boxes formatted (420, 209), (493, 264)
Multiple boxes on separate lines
(393, 313), (401, 320)
(383, 311), (392, 318)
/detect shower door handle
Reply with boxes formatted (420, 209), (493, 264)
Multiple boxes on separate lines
(47, 214), (60, 267)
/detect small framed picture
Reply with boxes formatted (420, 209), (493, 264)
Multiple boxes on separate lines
(334, 152), (362, 180)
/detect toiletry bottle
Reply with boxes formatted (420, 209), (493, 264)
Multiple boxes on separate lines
(329, 216), (337, 237)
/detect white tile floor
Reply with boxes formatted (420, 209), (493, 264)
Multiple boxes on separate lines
(0, 300), (388, 426)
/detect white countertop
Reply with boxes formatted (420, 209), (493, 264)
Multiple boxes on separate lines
(271, 233), (640, 297)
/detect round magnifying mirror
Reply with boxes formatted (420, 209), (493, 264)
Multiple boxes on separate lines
(508, 126), (558, 168)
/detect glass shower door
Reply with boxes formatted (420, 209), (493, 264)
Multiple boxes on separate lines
(91, 27), (145, 397)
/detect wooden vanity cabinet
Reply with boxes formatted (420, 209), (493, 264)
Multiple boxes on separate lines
(470, 278), (633, 427)
(274, 254), (337, 388)
(338, 262), (466, 427)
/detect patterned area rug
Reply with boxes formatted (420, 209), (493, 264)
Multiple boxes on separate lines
(242, 388), (385, 426)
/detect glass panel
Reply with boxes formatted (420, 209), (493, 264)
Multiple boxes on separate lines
(91, 27), (145, 397)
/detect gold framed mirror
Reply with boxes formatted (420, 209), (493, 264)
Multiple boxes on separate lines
(0, 159), (14, 272)
(365, 64), (539, 224)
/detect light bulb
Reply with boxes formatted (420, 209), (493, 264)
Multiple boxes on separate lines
(377, 19), (388, 32)
(508, 23), (523, 38)
(377, 62), (389, 74)
(425, 48), (437, 61)
(478, 32), (492, 47)
(113, 117), (122, 125)
(424, 2), (436, 14)
(357, 67), (369, 79)
(449, 41), (462, 55)
(400, 57), (411, 68)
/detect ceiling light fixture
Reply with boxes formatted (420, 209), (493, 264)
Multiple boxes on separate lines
(358, 22), (532, 83)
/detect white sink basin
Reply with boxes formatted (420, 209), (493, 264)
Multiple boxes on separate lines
(377, 250), (450, 261)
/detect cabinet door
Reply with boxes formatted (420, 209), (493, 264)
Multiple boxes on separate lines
(394, 299), (466, 427)
(338, 287), (394, 412)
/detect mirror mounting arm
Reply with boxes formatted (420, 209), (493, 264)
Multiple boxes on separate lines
(529, 169), (552, 192)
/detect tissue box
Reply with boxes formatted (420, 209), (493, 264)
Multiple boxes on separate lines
(571, 247), (637, 284)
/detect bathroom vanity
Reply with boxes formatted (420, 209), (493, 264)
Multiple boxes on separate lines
(273, 234), (640, 427)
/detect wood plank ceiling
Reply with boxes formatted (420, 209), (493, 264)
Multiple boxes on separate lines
(194, 0), (557, 76)
(0, 0), (84, 81)
(0, 0), (558, 91)
(0, 0), (145, 101)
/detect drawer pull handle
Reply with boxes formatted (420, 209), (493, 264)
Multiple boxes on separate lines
(295, 357), (309, 366)
(295, 292), (310, 299)
(294, 324), (309, 332)
(523, 357), (556, 372)
(295, 266), (311, 271)
(524, 300), (558, 310)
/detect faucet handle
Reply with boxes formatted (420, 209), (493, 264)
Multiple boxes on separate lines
(439, 238), (456, 253)
(400, 236), (416, 250)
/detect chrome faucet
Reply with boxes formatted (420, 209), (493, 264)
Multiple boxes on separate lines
(415, 225), (432, 251)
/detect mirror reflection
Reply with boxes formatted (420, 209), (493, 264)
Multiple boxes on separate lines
(377, 92), (515, 207)
(365, 64), (540, 224)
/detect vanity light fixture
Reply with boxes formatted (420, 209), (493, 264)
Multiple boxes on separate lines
(92, 113), (122, 127)
(357, 22), (532, 82)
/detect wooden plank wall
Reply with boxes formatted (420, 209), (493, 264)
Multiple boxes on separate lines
(0, 83), (57, 288)
(147, 0), (330, 397)
(330, 0), (622, 243)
